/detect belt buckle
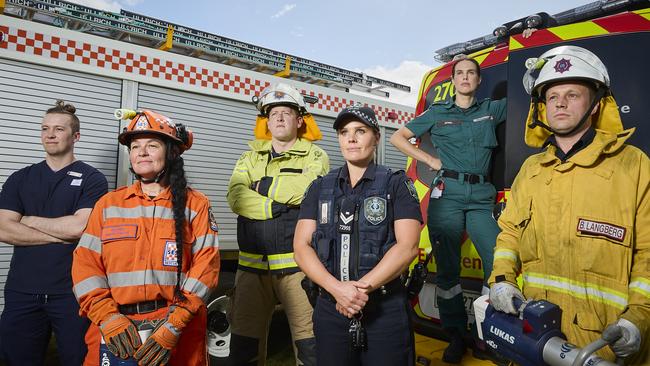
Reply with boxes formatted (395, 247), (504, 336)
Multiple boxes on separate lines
(136, 302), (143, 314)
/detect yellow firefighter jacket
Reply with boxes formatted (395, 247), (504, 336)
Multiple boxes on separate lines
(490, 127), (650, 363)
(227, 138), (329, 273)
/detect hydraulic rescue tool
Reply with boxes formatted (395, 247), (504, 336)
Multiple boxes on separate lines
(474, 295), (624, 366)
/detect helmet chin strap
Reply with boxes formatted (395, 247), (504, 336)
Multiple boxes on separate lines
(131, 169), (166, 184)
(528, 87), (607, 138)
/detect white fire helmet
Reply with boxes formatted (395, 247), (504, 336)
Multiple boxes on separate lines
(522, 45), (610, 97)
(255, 82), (307, 116)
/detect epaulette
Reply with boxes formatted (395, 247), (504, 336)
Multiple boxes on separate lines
(428, 100), (452, 111)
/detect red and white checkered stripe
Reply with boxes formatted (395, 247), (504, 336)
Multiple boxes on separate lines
(0, 24), (414, 125)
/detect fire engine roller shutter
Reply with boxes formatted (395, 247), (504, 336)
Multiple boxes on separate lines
(137, 84), (344, 251)
(384, 127), (407, 172)
(0, 58), (122, 311)
(313, 116), (344, 169)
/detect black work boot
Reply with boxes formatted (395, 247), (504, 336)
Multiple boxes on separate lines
(442, 328), (467, 364)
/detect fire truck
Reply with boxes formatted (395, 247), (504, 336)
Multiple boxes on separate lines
(408, 0), (650, 363)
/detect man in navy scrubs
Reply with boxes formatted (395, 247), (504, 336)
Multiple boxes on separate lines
(0, 100), (108, 365)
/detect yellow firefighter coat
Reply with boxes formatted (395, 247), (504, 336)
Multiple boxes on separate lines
(227, 138), (329, 272)
(490, 127), (650, 364)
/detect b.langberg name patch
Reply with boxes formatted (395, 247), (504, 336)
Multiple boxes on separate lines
(577, 218), (626, 242)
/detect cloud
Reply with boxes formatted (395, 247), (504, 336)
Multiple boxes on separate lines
(66, 0), (144, 13)
(359, 60), (434, 107)
(271, 4), (296, 19)
(290, 26), (304, 38)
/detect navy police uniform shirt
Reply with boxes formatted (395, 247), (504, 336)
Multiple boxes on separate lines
(406, 98), (507, 176)
(299, 162), (422, 223)
(0, 160), (108, 294)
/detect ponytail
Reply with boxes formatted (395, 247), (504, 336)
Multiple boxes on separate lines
(167, 142), (188, 302)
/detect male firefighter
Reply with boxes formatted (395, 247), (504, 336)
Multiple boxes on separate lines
(0, 100), (108, 365)
(225, 82), (329, 366)
(489, 45), (650, 364)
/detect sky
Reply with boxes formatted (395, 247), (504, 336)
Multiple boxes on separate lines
(69, 0), (592, 106)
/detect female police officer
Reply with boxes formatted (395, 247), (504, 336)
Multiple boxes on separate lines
(72, 109), (220, 366)
(294, 106), (422, 365)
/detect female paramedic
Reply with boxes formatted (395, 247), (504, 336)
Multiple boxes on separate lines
(294, 106), (422, 365)
(72, 109), (220, 366)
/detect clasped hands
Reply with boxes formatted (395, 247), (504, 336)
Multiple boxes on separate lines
(332, 280), (371, 318)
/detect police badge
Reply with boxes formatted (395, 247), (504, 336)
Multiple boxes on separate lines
(363, 197), (386, 225)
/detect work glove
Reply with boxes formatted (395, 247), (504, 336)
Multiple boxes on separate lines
(134, 306), (193, 366)
(489, 282), (525, 315)
(99, 313), (142, 359)
(603, 318), (642, 358)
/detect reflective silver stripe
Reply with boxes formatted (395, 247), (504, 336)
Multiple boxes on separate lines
(264, 198), (272, 219)
(494, 248), (518, 262)
(73, 275), (109, 299)
(182, 277), (211, 302)
(494, 248), (521, 271)
(78, 233), (102, 255)
(523, 273), (628, 309)
(235, 169), (248, 174)
(103, 206), (197, 222)
(107, 270), (185, 288)
(268, 256), (296, 266)
(238, 252), (268, 270)
(192, 234), (219, 254)
(630, 278), (650, 297)
(267, 254), (298, 270)
(437, 284), (463, 300)
(269, 177), (280, 201)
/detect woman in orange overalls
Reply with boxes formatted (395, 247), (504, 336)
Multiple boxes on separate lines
(72, 109), (220, 366)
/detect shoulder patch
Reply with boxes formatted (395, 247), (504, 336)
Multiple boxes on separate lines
(364, 196), (387, 225)
(208, 206), (219, 232)
(405, 179), (419, 201)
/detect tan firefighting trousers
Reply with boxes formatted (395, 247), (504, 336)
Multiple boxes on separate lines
(227, 270), (314, 366)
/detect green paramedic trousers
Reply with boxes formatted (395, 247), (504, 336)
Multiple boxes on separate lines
(427, 178), (500, 331)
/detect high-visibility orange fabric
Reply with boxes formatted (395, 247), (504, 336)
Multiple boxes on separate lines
(83, 306), (208, 366)
(72, 180), (219, 365)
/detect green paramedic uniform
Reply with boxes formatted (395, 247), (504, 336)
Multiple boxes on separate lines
(405, 97), (507, 331)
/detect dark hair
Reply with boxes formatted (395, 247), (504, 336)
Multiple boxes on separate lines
(46, 100), (80, 133)
(166, 142), (188, 302)
(451, 58), (481, 78)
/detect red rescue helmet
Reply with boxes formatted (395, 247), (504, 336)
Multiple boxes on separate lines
(115, 109), (193, 152)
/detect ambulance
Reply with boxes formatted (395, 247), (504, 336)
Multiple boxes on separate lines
(409, 1), (650, 362)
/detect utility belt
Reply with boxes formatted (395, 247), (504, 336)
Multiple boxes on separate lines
(318, 278), (404, 304)
(441, 169), (490, 184)
(118, 299), (168, 315)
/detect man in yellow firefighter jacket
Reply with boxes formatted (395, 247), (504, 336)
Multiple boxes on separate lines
(225, 82), (329, 366)
(489, 45), (649, 364)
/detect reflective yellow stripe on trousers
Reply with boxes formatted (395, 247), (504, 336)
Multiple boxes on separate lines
(523, 272), (628, 310)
